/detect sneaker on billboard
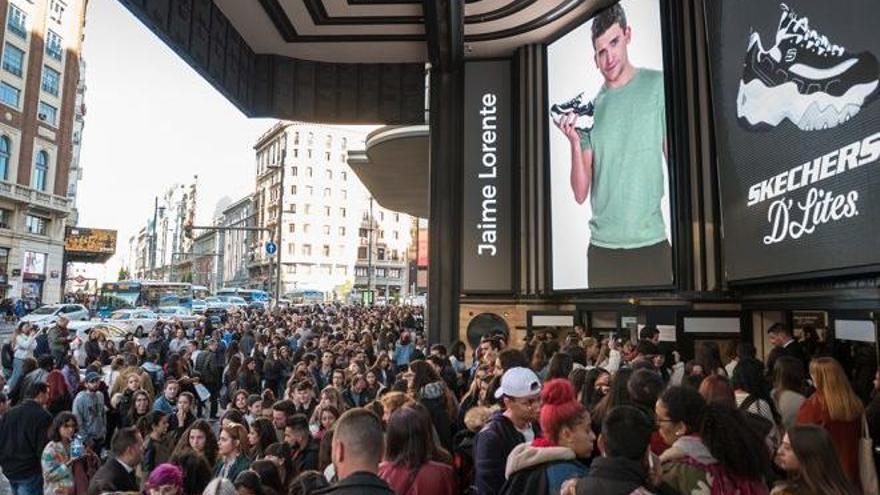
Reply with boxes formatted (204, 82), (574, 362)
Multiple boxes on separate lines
(550, 92), (595, 132)
(736, 3), (879, 131)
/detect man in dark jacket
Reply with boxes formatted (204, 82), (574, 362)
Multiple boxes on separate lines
(285, 415), (320, 475)
(313, 408), (394, 495)
(569, 405), (656, 495)
(0, 382), (52, 495)
(87, 427), (144, 495)
(765, 323), (808, 377)
(473, 367), (543, 495)
(195, 339), (224, 418)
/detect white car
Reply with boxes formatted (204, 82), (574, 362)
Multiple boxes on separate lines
(205, 296), (232, 311)
(102, 309), (158, 337)
(221, 296), (247, 311)
(191, 299), (207, 314)
(69, 321), (133, 367)
(155, 306), (201, 328)
(21, 304), (90, 326)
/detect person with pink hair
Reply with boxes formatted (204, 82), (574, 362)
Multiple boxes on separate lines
(144, 463), (183, 495)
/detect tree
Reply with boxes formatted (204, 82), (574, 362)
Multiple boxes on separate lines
(117, 267), (130, 281)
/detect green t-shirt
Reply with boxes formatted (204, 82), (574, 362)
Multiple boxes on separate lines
(578, 68), (667, 249)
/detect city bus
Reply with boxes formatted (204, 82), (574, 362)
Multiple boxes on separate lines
(286, 289), (326, 305)
(192, 285), (210, 300)
(216, 288), (270, 308)
(97, 280), (194, 318)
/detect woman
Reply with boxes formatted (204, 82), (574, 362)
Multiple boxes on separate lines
(579, 367), (610, 410)
(127, 390), (152, 430)
(247, 418), (277, 461)
(407, 360), (457, 453)
(41, 412), (77, 495)
(237, 358), (261, 396)
(233, 470), (265, 495)
(313, 405), (339, 441)
(545, 352), (574, 381)
(502, 379), (592, 495)
(140, 410), (173, 473)
(214, 422), (251, 481)
(732, 357), (782, 450)
(772, 356), (808, 434)
(372, 353), (396, 387)
(111, 374), (142, 428)
(263, 443), (294, 490)
(771, 425), (855, 495)
(262, 348), (283, 397)
(169, 391), (197, 441)
(144, 463), (184, 495)
(448, 341), (468, 376)
(9, 323), (38, 392)
(379, 391), (413, 425)
(379, 403), (458, 495)
(591, 367), (633, 433)
(172, 419), (219, 466)
(698, 374), (736, 408)
(251, 460), (285, 495)
(232, 390), (250, 415)
(169, 451), (213, 495)
(796, 357), (863, 483)
(365, 370), (382, 398)
(656, 386), (770, 494)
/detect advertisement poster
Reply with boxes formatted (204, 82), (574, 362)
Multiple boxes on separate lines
(547, 0), (673, 290)
(706, 0), (880, 281)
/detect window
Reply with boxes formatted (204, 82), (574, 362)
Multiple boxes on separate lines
(325, 152), (331, 161)
(3, 43), (24, 77)
(7, 5), (27, 39)
(341, 190), (347, 200)
(322, 245), (330, 257)
(287, 243), (295, 254)
(33, 150), (48, 190)
(338, 265), (348, 276)
(379, 212), (385, 221)
(302, 244), (312, 256)
(307, 132), (313, 146)
(390, 269), (401, 279)
(303, 224), (311, 233)
(377, 247), (385, 260)
(50, 0), (66, 23)
(391, 250), (399, 261)
(393, 231), (399, 240)
(357, 246), (367, 259)
(340, 208), (346, 218)
(41, 65), (60, 96)
(46, 30), (62, 61)
(294, 132), (300, 145)
(341, 137), (348, 149)
(25, 215), (47, 235)
(38, 101), (57, 125)
(293, 149), (298, 158)
(287, 264), (297, 274)
(289, 203), (297, 214)
(289, 223), (295, 233)
(375, 268), (386, 278)
(324, 206), (331, 217)
(358, 228), (368, 238)
(0, 208), (11, 229)
(304, 204), (311, 215)
(0, 82), (18, 107)
(305, 185), (313, 196)
(322, 225), (330, 235)
(0, 136), (8, 180)
(326, 169), (333, 180)
(355, 266), (368, 277)
(379, 230), (385, 239)
(291, 185), (297, 194)
(341, 171), (347, 181)
(306, 167), (313, 177)
(325, 135), (332, 148)
(338, 226), (346, 236)
(307, 149), (312, 159)
(291, 166), (298, 176)
(323, 188), (331, 197)
(395, 213), (400, 222)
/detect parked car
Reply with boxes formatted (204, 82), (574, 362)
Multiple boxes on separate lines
(155, 306), (201, 328)
(205, 296), (232, 311)
(219, 296), (247, 311)
(100, 308), (158, 337)
(191, 299), (208, 314)
(69, 321), (133, 367)
(21, 304), (90, 326)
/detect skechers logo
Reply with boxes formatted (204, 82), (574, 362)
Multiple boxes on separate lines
(785, 48), (797, 62)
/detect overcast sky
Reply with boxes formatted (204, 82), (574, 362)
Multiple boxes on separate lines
(76, 0), (275, 280)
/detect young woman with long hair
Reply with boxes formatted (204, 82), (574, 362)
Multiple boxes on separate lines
(213, 422), (251, 481)
(407, 359), (457, 453)
(579, 367), (610, 410)
(247, 417), (277, 461)
(772, 425), (856, 495)
(796, 357), (864, 483)
(772, 356), (808, 433)
(127, 389), (153, 428)
(172, 419), (219, 466)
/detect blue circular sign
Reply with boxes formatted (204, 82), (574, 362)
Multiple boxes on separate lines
(265, 241), (277, 255)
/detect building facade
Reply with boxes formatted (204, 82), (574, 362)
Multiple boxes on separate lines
(219, 194), (252, 289)
(191, 229), (218, 291)
(0, 0), (87, 304)
(251, 122), (413, 299)
(353, 199), (412, 301)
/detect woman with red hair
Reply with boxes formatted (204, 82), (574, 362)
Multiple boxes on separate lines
(501, 379), (594, 495)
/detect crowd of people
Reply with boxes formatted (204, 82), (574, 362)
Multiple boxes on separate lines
(0, 304), (877, 495)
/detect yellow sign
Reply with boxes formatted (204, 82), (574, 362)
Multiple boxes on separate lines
(64, 227), (117, 255)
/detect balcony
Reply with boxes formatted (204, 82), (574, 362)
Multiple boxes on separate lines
(0, 181), (70, 215)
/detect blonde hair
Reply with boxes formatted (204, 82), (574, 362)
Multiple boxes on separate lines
(464, 405), (498, 432)
(810, 357), (863, 422)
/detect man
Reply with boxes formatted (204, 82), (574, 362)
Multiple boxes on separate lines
(564, 405), (657, 495)
(195, 339), (223, 418)
(555, 3), (670, 288)
(766, 323), (807, 376)
(168, 328), (188, 354)
(473, 367), (543, 495)
(313, 408), (394, 495)
(73, 371), (107, 451)
(292, 381), (317, 419)
(284, 414), (319, 475)
(0, 382), (52, 495)
(47, 317), (71, 370)
(343, 374), (370, 409)
(272, 399), (298, 441)
(153, 379), (179, 413)
(87, 427), (143, 495)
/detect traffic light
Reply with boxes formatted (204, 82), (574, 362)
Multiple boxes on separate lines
(183, 220), (193, 239)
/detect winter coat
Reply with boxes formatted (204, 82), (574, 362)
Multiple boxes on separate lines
(87, 458), (138, 495)
(72, 391), (107, 446)
(379, 461), (458, 495)
(473, 411), (540, 495)
(796, 393), (860, 483)
(418, 381), (454, 453)
(312, 471), (395, 495)
(575, 456), (652, 495)
(41, 441), (74, 495)
(0, 399), (52, 480)
(659, 435), (768, 495)
(500, 440), (587, 495)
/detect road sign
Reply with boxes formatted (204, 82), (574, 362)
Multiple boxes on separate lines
(362, 290), (374, 305)
(266, 241), (277, 256)
(74, 275), (85, 284)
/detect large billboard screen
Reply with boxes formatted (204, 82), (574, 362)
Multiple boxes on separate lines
(547, 0), (673, 291)
(707, 1), (880, 282)
(64, 227), (117, 263)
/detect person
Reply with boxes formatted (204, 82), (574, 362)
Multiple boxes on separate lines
(144, 463), (184, 495)
(87, 427), (143, 495)
(407, 360), (456, 453)
(771, 356), (807, 433)
(153, 379), (180, 414)
(312, 408), (394, 495)
(284, 415), (319, 475)
(127, 389), (152, 428)
(473, 367), (542, 495)
(264, 443), (295, 489)
(378, 403), (457, 495)
(233, 470), (265, 495)
(772, 425), (856, 495)
(194, 339), (223, 419)
(0, 382), (52, 495)
(292, 381), (318, 419)
(203, 478), (236, 495)
(8, 323), (39, 393)
(140, 410), (173, 473)
(40, 412), (77, 495)
(566, 405), (657, 495)
(251, 459), (285, 495)
(169, 391), (196, 441)
(213, 422), (251, 481)
(655, 386), (770, 494)
(731, 357), (781, 446)
(168, 450), (212, 495)
(501, 379), (591, 495)
(72, 371), (107, 451)
(271, 400), (297, 441)
(796, 357), (863, 483)
(47, 317), (71, 369)
(765, 323), (807, 378)
(172, 419), (219, 466)
(553, 2), (671, 288)
(289, 470), (330, 495)
(248, 418), (278, 461)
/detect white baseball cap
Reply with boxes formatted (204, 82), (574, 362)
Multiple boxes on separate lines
(495, 367), (542, 399)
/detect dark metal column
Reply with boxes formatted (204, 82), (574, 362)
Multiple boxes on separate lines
(423, 0), (464, 345)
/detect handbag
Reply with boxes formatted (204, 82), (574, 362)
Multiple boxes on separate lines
(860, 414), (879, 495)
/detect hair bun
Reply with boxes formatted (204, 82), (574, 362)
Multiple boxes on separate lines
(541, 379), (576, 406)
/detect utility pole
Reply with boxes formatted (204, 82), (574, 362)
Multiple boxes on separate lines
(274, 142), (286, 305)
(368, 196), (374, 295)
(150, 196), (158, 277)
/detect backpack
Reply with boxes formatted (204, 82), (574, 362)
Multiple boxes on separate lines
(1, 341), (12, 369)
